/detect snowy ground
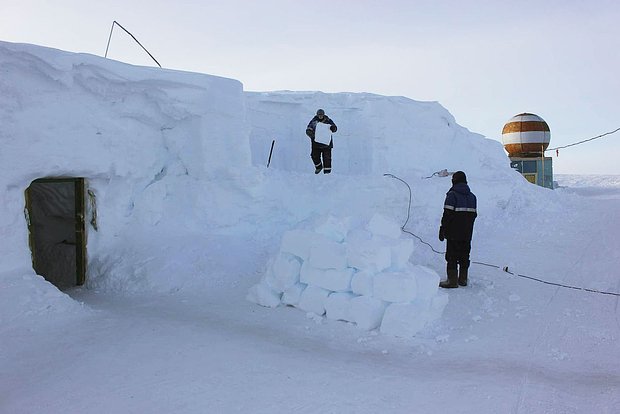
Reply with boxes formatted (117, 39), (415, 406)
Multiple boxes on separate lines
(1, 42), (618, 413)
(2, 175), (619, 414)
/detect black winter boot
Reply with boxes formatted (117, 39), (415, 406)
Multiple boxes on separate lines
(458, 267), (468, 287)
(439, 268), (459, 289)
(315, 164), (323, 174)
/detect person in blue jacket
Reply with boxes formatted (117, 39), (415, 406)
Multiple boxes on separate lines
(438, 171), (477, 288)
(305, 109), (337, 174)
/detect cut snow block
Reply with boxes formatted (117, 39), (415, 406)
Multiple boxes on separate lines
(380, 301), (431, 337)
(299, 261), (319, 285)
(282, 283), (306, 307)
(308, 239), (347, 270)
(373, 271), (417, 303)
(298, 285), (331, 316)
(390, 238), (414, 270)
(412, 265), (440, 301)
(346, 238), (392, 272)
(261, 267), (280, 293)
(367, 213), (402, 239)
(315, 215), (351, 243)
(246, 283), (282, 308)
(325, 292), (356, 321)
(346, 228), (373, 244)
(280, 229), (316, 261)
(301, 262), (352, 292)
(350, 295), (388, 330)
(270, 252), (301, 292)
(351, 270), (375, 296)
(317, 268), (354, 292)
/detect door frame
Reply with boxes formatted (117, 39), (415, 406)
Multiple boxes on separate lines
(25, 177), (87, 286)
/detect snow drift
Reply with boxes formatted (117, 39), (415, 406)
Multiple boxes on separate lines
(245, 90), (511, 177)
(0, 41), (251, 320)
(0, 40), (556, 335)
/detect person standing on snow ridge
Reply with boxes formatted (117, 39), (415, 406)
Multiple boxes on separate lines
(305, 109), (338, 174)
(438, 170), (477, 288)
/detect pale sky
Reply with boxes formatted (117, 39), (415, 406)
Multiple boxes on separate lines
(2, 0), (618, 174)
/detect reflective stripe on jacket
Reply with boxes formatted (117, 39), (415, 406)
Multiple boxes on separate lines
(441, 183), (477, 241)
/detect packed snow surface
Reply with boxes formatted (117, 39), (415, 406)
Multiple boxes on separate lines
(1, 41), (619, 413)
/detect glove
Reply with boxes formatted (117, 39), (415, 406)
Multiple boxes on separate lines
(306, 128), (314, 139)
(438, 227), (445, 242)
(330, 125), (337, 133)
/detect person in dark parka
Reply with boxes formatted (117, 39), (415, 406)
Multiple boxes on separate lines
(305, 109), (337, 174)
(438, 171), (477, 288)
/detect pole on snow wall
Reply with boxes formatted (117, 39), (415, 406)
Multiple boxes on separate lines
(267, 140), (275, 168)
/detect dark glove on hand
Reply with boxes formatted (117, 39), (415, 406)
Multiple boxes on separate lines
(330, 125), (337, 133)
(306, 128), (314, 139)
(439, 227), (445, 242)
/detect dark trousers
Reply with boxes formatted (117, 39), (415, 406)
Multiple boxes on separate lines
(445, 239), (471, 273)
(311, 143), (332, 173)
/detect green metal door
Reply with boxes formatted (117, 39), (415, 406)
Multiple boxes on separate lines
(25, 178), (86, 289)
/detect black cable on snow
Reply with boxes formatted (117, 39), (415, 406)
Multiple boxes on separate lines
(383, 173), (620, 297)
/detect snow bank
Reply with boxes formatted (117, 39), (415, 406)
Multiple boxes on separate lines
(247, 214), (448, 337)
(245, 91), (511, 178)
(1, 41), (565, 329)
(0, 271), (85, 325)
(0, 41), (250, 315)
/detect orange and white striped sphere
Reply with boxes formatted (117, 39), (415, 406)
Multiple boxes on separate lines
(501, 113), (550, 157)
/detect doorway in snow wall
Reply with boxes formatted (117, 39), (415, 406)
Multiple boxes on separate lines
(25, 178), (86, 289)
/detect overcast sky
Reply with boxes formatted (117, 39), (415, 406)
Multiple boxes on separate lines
(2, 0), (618, 174)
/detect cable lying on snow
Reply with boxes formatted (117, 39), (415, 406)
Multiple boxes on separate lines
(383, 173), (620, 297)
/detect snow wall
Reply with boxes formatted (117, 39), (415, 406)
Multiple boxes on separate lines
(0, 41), (251, 320)
(1, 41), (554, 332)
(246, 91), (510, 177)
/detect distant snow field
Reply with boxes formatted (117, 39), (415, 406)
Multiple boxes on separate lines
(555, 174), (620, 199)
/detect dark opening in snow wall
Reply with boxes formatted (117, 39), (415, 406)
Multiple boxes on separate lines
(244, 91), (512, 177)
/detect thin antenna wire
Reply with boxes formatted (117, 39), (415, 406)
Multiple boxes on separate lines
(104, 20), (162, 68)
(548, 127), (620, 151)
